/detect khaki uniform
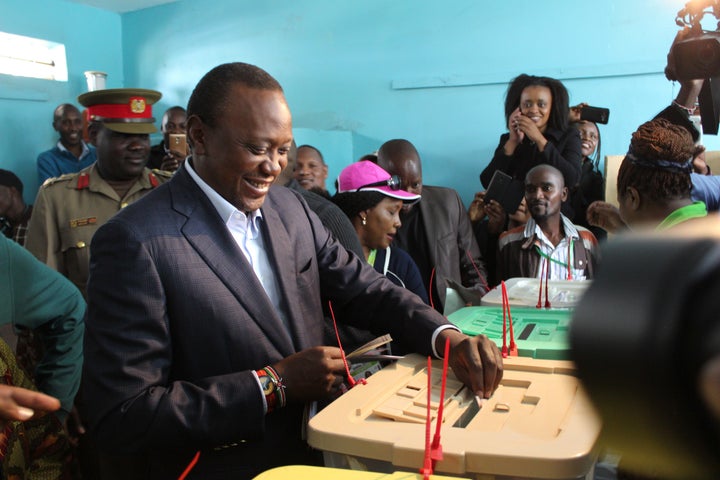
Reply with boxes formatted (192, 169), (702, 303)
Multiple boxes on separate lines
(26, 163), (171, 298)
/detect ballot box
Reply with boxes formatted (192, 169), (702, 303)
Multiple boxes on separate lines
(447, 306), (572, 360)
(307, 354), (600, 480)
(253, 465), (468, 479)
(480, 278), (591, 309)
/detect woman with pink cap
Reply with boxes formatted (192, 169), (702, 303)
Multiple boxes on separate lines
(333, 160), (428, 305)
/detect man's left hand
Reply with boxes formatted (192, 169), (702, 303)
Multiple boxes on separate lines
(438, 329), (503, 399)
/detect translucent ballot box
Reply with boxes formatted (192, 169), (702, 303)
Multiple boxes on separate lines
(308, 354), (600, 480)
(481, 278), (591, 309)
(447, 306), (571, 360)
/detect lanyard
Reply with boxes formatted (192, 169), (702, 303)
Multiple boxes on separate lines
(534, 237), (574, 280)
(367, 249), (377, 267)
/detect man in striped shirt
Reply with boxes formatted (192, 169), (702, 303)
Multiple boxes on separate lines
(497, 164), (599, 281)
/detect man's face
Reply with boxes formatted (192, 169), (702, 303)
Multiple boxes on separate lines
(524, 168), (567, 222)
(0, 185), (16, 217)
(294, 147), (328, 191)
(162, 109), (187, 146)
(190, 84), (292, 212)
(377, 153), (422, 212)
(53, 107), (83, 148)
(95, 126), (151, 181)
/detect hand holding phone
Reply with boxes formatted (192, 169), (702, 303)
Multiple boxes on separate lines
(579, 106), (610, 125)
(168, 133), (188, 156)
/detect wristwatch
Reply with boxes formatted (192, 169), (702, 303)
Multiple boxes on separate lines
(259, 371), (278, 396)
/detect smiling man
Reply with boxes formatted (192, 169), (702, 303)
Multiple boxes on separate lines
(26, 89), (170, 298)
(293, 144), (329, 196)
(37, 103), (98, 185)
(497, 164), (598, 281)
(82, 63), (503, 480)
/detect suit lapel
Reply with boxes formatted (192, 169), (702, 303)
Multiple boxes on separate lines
(259, 196), (307, 352)
(169, 168), (295, 357)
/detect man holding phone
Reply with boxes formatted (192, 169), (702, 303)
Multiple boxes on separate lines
(148, 105), (188, 172)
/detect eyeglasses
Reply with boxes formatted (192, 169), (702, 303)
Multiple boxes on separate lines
(356, 175), (402, 192)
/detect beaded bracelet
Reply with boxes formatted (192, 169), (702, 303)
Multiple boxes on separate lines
(672, 99), (695, 115)
(256, 366), (286, 413)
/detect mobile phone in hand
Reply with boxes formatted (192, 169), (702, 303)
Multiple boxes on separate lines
(580, 106), (610, 124)
(168, 133), (188, 155)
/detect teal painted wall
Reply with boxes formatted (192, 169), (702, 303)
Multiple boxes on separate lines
(121, 0), (712, 205)
(2, 0), (714, 206)
(0, 0), (123, 204)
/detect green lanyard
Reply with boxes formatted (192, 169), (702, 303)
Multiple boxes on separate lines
(367, 249), (377, 267)
(656, 201), (707, 231)
(534, 237), (574, 279)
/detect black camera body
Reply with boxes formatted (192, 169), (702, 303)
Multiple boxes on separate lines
(673, 32), (720, 80)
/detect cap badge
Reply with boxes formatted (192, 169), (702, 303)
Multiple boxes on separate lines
(129, 97), (146, 114)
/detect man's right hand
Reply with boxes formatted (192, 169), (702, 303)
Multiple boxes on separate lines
(159, 150), (186, 172)
(272, 346), (347, 402)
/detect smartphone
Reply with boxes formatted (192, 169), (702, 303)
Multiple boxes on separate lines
(168, 133), (188, 155)
(580, 106), (610, 125)
(483, 170), (525, 214)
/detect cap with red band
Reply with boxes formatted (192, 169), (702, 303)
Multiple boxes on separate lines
(78, 88), (162, 134)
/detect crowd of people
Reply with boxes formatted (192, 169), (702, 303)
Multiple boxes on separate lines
(0, 33), (719, 480)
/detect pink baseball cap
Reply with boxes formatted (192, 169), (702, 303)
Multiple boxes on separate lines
(337, 160), (420, 202)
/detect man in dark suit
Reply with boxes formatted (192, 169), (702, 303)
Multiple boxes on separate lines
(83, 63), (502, 479)
(377, 139), (489, 312)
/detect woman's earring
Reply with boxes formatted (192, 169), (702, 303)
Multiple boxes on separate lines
(361, 216), (367, 226)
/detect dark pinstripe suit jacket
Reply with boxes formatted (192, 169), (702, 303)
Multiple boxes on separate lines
(83, 164), (449, 479)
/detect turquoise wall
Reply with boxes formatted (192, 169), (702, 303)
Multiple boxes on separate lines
(121, 0), (714, 205)
(0, 0), (123, 204)
(3, 0), (715, 206)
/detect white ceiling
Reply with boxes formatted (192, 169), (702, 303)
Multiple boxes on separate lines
(64, 0), (178, 14)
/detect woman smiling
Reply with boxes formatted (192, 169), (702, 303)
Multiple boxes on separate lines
(480, 74), (582, 203)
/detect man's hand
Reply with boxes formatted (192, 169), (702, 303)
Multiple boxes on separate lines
(0, 385), (60, 426)
(569, 103), (589, 123)
(587, 201), (627, 234)
(468, 192), (487, 223)
(159, 149), (186, 172)
(438, 329), (503, 399)
(273, 347), (347, 402)
(485, 200), (507, 235)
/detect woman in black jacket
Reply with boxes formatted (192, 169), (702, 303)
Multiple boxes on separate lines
(481, 74), (582, 217)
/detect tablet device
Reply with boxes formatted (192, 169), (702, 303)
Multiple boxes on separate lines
(483, 170), (525, 214)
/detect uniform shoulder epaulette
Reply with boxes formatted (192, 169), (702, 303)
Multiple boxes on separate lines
(40, 172), (76, 188)
(149, 169), (173, 187)
(150, 168), (173, 179)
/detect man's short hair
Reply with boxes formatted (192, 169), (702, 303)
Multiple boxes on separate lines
(0, 169), (23, 195)
(297, 145), (325, 165)
(187, 63), (283, 127)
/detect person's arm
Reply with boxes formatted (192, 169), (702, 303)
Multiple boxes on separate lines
(307, 195), (502, 399)
(480, 134), (514, 188)
(0, 385), (60, 426)
(586, 200), (628, 234)
(25, 186), (65, 274)
(539, 128), (583, 188)
(455, 191), (489, 297)
(691, 173), (720, 212)
(7, 237), (84, 420)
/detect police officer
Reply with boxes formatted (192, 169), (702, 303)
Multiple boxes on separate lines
(26, 88), (171, 298)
